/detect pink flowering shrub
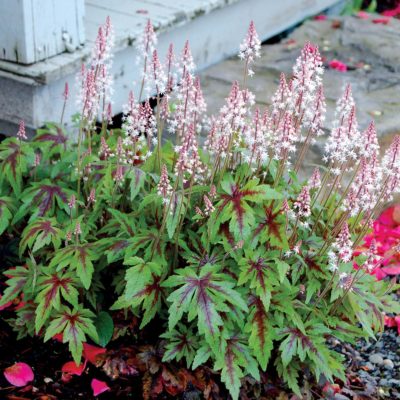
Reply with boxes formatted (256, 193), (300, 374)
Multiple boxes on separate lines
(356, 205), (400, 280)
(0, 18), (399, 399)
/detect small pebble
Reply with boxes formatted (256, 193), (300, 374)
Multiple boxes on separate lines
(369, 353), (384, 365)
(380, 378), (389, 386)
(383, 359), (394, 370)
(365, 362), (375, 371)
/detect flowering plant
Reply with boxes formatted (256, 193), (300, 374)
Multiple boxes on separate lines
(0, 18), (399, 399)
(356, 205), (400, 280)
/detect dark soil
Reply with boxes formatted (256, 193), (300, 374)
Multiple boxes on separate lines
(0, 317), (143, 400)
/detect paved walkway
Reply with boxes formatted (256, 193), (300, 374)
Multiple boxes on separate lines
(200, 15), (400, 179)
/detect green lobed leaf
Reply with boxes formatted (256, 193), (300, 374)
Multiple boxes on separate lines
(94, 311), (114, 347)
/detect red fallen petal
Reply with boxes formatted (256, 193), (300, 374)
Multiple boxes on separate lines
(380, 264), (400, 275)
(83, 343), (107, 364)
(395, 316), (400, 334)
(53, 333), (64, 342)
(372, 17), (391, 24)
(61, 361), (86, 376)
(4, 362), (34, 387)
(91, 379), (110, 396)
(61, 373), (73, 383)
(314, 14), (327, 21)
(382, 6), (400, 17)
(322, 382), (341, 394)
(329, 59), (348, 72)
(357, 11), (370, 19)
(385, 315), (396, 328)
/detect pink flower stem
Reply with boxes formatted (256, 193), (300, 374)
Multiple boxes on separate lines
(173, 174), (195, 269)
(322, 164), (361, 238)
(293, 126), (313, 174)
(305, 268), (338, 322)
(151, 173), (181, 260)
(60, 98), (67, 125)
(155, 93), (162, 173)
(138, 54), (148, 103)
(288, 215), (300, 246)
(330, 268), (363, 315)
(311, 165), (332, 209)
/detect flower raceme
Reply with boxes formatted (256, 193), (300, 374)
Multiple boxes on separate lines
(294, 185), (311, 218)
(77, 17), (114, 123)
(1, 18), (400, 400)
(239, 20), (261, 77)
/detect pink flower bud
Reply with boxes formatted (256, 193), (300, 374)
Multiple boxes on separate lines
(17, 120), (27, 141)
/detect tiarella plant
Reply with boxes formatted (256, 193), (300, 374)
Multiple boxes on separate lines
(1, 17), (399, 399)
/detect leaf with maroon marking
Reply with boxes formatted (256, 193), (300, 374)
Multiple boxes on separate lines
(166, 192), (185, 239)
(111, 257), (164, 328)
(0, 197), (15, 235)
(44, 306), (98, 364)
(214, 335), (259, 400)
(49, 243), (100, 289)
(238, 250), (279, 311)
(128, 167), (146, 200)
(211, 175), (281, 242)
(163, 264), (247, 345)
(304, 255), (323, 273)
(32, 182), (69, 216)
(219, 222), (235, 247)
(161, 323), (198, 368)
(247, 295), (275, 370)
(276, 361), (301, 397)
(34, 270), (79, 332)
(0, 138), (33, 194)
(102, 238), (131, 263)
(20, 218), (62, 256)
(253, 205), (288, 250)
(279, 330), (298, 366)
(13, 180), (70, 223)
(127, 228), (165, 261)
(0, 266), (29, 308)
(101, 209), (135, 237)
(280, 323), (336, 382)
(34, 124), (68, 151)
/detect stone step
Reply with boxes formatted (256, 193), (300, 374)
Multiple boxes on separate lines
(199, 15), (400, 180)
(0, 0), (341, 134)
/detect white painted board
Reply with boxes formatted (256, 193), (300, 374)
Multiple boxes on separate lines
(0, 0), (85, 64)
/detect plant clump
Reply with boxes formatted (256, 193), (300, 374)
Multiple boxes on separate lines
(0, 17), (399, 399)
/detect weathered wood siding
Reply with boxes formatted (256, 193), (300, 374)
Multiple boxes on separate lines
(0, 0), (85, 64)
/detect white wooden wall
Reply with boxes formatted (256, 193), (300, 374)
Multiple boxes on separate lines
(0, 0), (85, 64)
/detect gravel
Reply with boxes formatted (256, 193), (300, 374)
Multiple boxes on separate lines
(332, 327), (400, 399)
(383, 359), (395, 370)
(369, 353), (384, 365)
